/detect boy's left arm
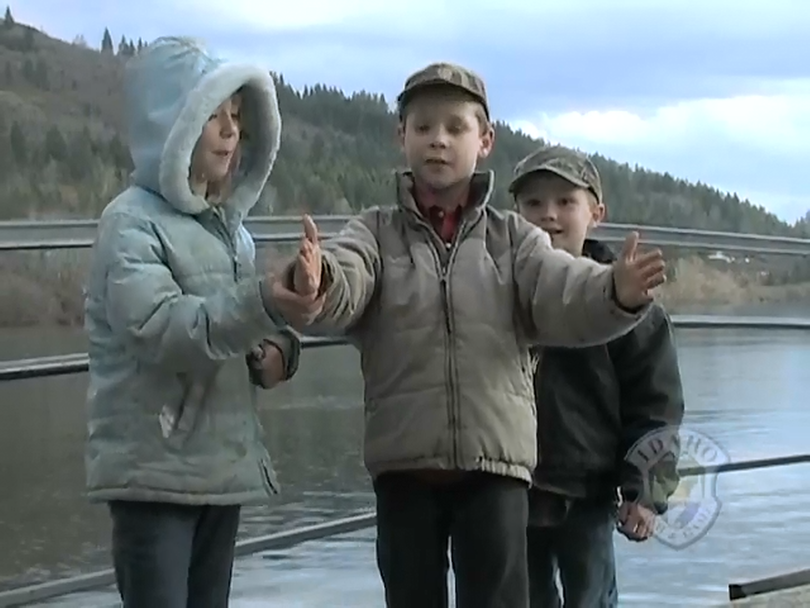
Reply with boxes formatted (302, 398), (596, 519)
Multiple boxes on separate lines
(611, 304), (685, 514)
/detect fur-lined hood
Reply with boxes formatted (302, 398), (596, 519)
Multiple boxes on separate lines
(123, 36), (281, 221)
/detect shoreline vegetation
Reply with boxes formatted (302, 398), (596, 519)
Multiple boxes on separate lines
(0, 250), (807, 328)
(655, 257), (810, 312)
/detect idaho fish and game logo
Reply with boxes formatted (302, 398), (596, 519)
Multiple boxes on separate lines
(624, 426), (730, 550)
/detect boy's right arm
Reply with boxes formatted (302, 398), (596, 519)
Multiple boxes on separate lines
(295, 213), (382, 333)
(512, 215), (650, 347)
(101, 212), (285, 372)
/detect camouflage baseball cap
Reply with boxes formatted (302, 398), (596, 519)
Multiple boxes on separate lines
(397, 62), (489, 118)
(508, 144), (603, 204)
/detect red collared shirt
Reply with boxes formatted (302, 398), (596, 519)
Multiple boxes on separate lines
(414, 183), (469, 243)
(426, 205), (462, 242)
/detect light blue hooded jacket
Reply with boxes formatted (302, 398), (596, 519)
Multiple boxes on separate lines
(84, 37), (297, 505)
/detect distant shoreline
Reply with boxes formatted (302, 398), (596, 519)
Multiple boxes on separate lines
(0, 253), (808, 328)
(656, 257), (810, 314)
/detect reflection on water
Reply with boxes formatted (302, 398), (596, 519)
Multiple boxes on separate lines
(0, 322), (809, 606)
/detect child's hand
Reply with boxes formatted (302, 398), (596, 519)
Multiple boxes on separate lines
(612, 232), (666, 309)
(617, 501), (656, 542)
(247, 342), (286, 389)
(264, 215), (325, 327)
(293, 214), (322, 297)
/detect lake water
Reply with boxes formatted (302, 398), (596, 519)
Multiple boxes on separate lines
(0, 319), (808, 606)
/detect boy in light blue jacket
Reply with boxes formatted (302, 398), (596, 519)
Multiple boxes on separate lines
(83, 37), (316, 607)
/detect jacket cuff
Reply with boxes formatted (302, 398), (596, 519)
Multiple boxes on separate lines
(610, 272), (647, 315)
(620, 481), (668, 515)
(263, 328), (302, 381)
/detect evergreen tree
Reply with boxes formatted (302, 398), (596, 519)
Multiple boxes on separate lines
(9, 122), (27, 166)
(101, 27), (113, 53)
(34, 58), (48, 88)
(21, 26), (34, 50)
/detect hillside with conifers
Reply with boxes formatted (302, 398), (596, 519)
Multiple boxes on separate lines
(0, 9), (808, 326)
(2, 9), (808, 232)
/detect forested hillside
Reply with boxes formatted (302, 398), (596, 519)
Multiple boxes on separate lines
(1, 9), (808, 237)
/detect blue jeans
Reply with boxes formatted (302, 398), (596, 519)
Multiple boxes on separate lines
(109, 500), (241, 608)
(526, 492), (618, 608)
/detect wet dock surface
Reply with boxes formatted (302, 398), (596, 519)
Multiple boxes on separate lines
(31, 529), (385, 607)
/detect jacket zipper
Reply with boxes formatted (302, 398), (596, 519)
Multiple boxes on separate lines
(412, 211), (470, 469)
(438, 262), (457, 466)
(212, 210), (239, 279)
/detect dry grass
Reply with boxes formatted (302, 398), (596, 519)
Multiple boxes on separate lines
(0, 252), (807, 328)
(656, 257), (748, 309)
(655, 256), (810, 311)
(0, 251), (88, 326)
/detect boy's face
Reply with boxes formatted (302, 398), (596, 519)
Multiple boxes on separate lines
(191, 93), (241, 187)
(398, 88), (494, 191)
(515, 172), (605, 257)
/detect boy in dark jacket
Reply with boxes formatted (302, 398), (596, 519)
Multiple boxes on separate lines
(509, 144), (686, 608)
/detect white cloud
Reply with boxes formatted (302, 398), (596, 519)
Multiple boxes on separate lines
(511, 83), (810, 222)
(165, 0), (810, 36)
(517, 86), (810, 152)
(168, 0), (459, 31)
(166, 0), (370, 28)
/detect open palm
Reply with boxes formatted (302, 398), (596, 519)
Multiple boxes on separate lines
(293, 214), (322, 297)
(613, 232), (666, 309)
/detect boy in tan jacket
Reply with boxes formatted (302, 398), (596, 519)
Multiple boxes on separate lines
(270, 63), (666, 608)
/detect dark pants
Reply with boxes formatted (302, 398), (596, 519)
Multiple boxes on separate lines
(526, 493), (618, 608)
(374, 471), (529, 608)
(109, 500), (241, 608)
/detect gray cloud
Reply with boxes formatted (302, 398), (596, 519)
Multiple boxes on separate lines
(558, 134), (810, 221)
(23, 0), (810, 115)
(219, 12), (810, 117)
(19, 0), (810, 221)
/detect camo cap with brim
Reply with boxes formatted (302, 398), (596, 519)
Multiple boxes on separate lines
(396, 62), (490, 119)
(508, 144), (603, 205)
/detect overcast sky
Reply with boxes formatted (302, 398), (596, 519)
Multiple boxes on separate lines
(17, 0), (810, 223)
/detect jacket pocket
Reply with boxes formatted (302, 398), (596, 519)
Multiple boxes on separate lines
(259, 459), (280, 495)
(158, 373), (211, 449)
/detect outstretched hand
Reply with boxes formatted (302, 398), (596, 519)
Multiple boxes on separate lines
(265, 215), (325, 328)
(293, 214), (322, 297)
(612, 232), (666, 310)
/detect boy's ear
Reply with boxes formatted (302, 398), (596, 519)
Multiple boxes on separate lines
(396, 121), (406, 152)
(590, 200), (606, 226)
(478, 125), (495, 160)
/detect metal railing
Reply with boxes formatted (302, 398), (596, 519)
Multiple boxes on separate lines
(2, 317), (809, 383)
(729, 567), (810, 601)
(2, 216), (810, 255)
(1, 216), (807, 384)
